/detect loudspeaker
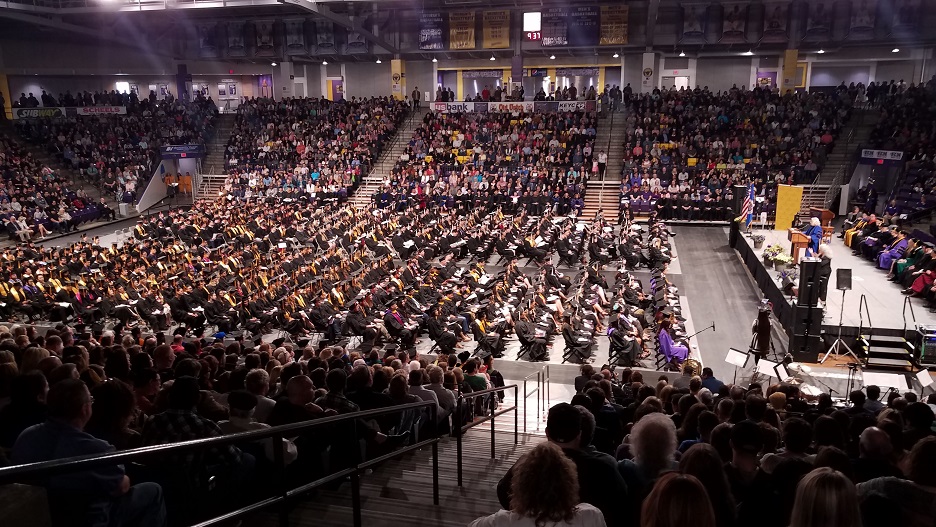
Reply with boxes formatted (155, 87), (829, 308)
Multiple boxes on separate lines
(792, 305), (823, 336)
(790, 334), (825, 363)
(836, 268), (852, 291)
(797, 260), (821, 306)
(732, 185), (747, 216)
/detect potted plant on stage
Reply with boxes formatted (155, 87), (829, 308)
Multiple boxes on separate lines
(763, 244), (783, 267)
(773, 252), (794, 273)
(752, 233), (766, 249)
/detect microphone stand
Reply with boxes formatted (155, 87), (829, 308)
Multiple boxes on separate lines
(683, 322), (716, 342)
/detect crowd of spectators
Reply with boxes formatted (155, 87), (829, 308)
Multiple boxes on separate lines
(613, 84), (851, 221)
(0, 137), (112, 242)
(0, 320), (504, 524)
(220, 96), (406, 202)
(14, 93), (217, 205)
(478, 364), (936, 527)
(371, 110), (596, 214)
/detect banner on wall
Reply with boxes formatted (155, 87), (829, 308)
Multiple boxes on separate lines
(227, 21), (246, 57)
(781, 49), (799, 93)
(419, 12), (446, 50)
(849, 0), (876, 37)
(284, 19), (306, 54)
(762, 2), (789, 42)
(449, 11), (476, 50)
(599, 6), (629, 45)
(775, 184), (804, 231)
(254, 20), (275, 56)
(681, 4), (708, 40)
(860, 149), (904, 165)
(721, 3), (748, 42)
(541, 8), (569, 47)
(432, 100), (596, 113)
(160, 145), (206, 159)
(13, 107), (128, 119)
(462, 69), (504, 79)
(804, 0), (833, 39)
(482, 10), (510, 49)
(315, 19), (336, 54)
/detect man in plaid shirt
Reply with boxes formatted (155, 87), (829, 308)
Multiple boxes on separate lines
(142, 376), (248, 470)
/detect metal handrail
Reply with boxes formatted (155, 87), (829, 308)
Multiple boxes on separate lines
(521, 369), (542, 434)
(858, 293), (872, 345)
(0, 400), (439, 527)
(902, 295), (916, 334)
(453, 384), (519, 486)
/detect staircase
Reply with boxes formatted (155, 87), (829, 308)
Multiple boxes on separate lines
(350, 113), (423, 207)
(595, 112), (625, 181)
(196, 174), (228, 201)
(581, 180), (621, 220)
(202, 113), (236, 176)
(859, 334), (915, 372)
(255, 425), (546, 526)
(797, 108), (879, 218)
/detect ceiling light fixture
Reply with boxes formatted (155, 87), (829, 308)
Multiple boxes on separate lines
(742, 49), (754, 56)
(679, 50), (686, 57)
(892, 48), (900, 53)
(489, 54), (496, 61)
(271, 62), (277, 66)
(613, 52), (619, 58)
(549, 54), (556, 60)
(817, 49), (825, 54)
(432, 57), (438, 63)
(376, 58), (382, 63)
(322, 60), (328, 65)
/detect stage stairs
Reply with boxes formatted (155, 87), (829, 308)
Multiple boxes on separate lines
(859, 334), (915, 371)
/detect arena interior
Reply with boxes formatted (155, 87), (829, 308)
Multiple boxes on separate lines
(0, 1), (935, 526)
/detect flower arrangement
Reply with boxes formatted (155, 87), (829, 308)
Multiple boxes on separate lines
(773, 253), (794, 264)
(763, 244), (784, 259)
(751, 233), (766, 249)
(778, 267), (799, 282)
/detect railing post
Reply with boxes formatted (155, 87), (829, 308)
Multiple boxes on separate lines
(351, 471), (362, 527)
(522, 377), (528, 434)
(273, 432), (289, 527)
(490, 407), (496, 459)
(455, 396), (463, 487)
(513, 385), (518, 445)
(536, 371), (541, 428)
(432, 440), (440, 505)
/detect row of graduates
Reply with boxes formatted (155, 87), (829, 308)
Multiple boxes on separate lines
(620, 193), (738, 222)
(372, 187), (585, 217)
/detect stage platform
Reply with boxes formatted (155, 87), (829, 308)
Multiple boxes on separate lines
(733, 226), (935, 337)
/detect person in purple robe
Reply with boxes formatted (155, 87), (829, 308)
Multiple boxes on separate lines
(878, 230), (909, 270)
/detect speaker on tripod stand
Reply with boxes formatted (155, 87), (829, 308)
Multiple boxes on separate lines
(821, 268), (860, 364)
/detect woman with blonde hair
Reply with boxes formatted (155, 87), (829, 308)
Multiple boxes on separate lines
(470, 441), (605, 527)
(789, 467), (862, 527)
(640, 472), (715, 527)
(19, 346), (50, 373)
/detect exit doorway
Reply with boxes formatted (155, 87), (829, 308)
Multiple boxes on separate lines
(661, 76), (690, 90)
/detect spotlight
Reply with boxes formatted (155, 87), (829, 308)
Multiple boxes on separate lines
(549, 54), (555, 60)
(376, 58), (382, 63)
(817, 49), (825, 54)
(322, 61), (328, 65)
(489, 55), (496, 61)
(679, 51), (686, 57)
(741, 50), (754, 56)
(432, 57), (438, 63)
(892, 48), (900, 53)
(271, 62), (277, 66)
(613, 52), (619, 58)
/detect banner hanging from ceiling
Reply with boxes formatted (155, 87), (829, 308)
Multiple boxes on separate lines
(482, 10), (510, 49)
(599, 6), (629, 45)
(419, 12), (446, 50)
(449, 11), (476, 49)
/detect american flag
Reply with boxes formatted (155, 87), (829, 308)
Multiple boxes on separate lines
(738, 184), (755, 227)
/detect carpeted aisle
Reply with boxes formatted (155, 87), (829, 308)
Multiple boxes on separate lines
(672, 226), (788, 381)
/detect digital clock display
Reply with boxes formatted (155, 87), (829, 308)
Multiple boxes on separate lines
(525, 31), (542, 41)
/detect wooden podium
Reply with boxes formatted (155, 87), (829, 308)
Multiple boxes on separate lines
(788, 228), (809, 261)
(809, 208), (835, 226)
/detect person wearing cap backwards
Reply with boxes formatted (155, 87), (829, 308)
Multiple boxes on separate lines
(497, 403), (627, 526)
